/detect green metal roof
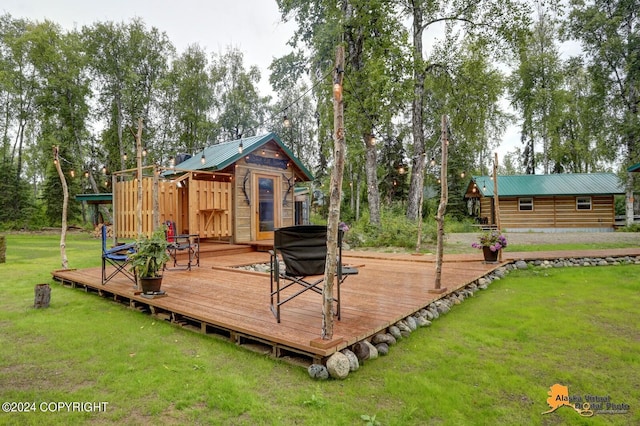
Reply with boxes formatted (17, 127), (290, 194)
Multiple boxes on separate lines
(472, 173), (624, 197)
(628, 162), (640, 173)
(164, 132), (314, 181)
(75, 193), (113, 203)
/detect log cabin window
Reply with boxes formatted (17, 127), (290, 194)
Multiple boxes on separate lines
(518, 198), (534, 211)
(576, 196), (592, 210)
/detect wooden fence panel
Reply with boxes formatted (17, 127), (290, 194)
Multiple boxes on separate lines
(115, 175), (232, 240)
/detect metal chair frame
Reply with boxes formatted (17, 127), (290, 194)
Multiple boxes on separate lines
(269, 225), (358, 323)
(165, 221), (199, 270)
(101, 225), (136, 285)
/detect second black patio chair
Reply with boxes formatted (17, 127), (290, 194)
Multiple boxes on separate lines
(165, 220), (199, 270)
(101, 224), (136, 286)
(269, 225), (358, 323)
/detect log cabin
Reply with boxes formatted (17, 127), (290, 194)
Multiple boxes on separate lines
(464, 173), (625, 232)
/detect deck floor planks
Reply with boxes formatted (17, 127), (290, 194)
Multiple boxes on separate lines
(52, 246), (640, 363)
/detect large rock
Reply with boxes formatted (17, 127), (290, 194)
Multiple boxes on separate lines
(404, 316), (417, 331)
(308, 364), (329, 380)
(414, 316), (431, 327)
(396, 320), (410, 332)
(515, 260), (528, 270)
(326, 352), (351, 379)
(341, 349), (359, 372)
(376, 343), (389, 356)
(371, 333), (397, 346)
(352, 341), (370, 361)
(388, 325), (402, 341)
(364, 340), (379, 360)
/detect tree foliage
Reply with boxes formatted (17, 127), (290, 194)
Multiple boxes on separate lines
(0, 0), (638, 230)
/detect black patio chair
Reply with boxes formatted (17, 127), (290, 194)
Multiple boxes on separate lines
(101, 225), (136, 285)
(165, 220), (199, 270)
(269, 225), (358, 323)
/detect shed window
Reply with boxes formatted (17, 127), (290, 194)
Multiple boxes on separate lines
(576, 197), (592, 210)
(518, 198), (534, 211)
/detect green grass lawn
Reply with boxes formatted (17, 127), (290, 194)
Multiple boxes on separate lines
(0, 232), (638, 425)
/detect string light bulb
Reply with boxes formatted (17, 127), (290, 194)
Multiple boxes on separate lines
(333, 66), (343, 101)
(200, 152), (206, 165)
(123, 152), (127, 161)
(70, 170), (75, 178)
(238, 141), (244, 154)
(333, 82), (342, 100)
(283, 115), (290, 128)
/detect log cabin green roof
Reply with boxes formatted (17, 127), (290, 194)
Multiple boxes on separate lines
(164, 132), (313, 181)
(471, 173), (624, 197)
(628, 162), (640, 173)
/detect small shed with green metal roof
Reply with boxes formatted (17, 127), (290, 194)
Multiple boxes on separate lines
(628, 162), (640, 173)
(464, 173), (624, 232)
(112, 132), (313, 243)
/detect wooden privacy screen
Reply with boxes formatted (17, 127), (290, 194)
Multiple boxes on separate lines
(114, 176), (232, 239)
(189, 180), (232, 239)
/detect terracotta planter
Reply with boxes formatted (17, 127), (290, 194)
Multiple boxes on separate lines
(482, 246), (500, 263)
(139, 276), (163, 294)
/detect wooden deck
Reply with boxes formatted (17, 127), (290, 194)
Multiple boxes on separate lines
(51, 246), (640, 365)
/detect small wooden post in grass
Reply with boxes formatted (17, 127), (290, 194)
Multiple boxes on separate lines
(0, 235), (6, 263)
(34, 284), (51, 308)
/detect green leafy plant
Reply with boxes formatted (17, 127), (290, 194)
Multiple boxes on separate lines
(361, 414), (381, 426)
(129, 227), (170, 278)
(302, 388), (327, 408)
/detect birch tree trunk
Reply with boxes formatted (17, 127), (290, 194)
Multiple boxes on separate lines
(365, 134), (380, 227)
(322, 46), (345, 340)
(434, 116), (447, 291)
(626, 173), (635, 226)
(406, 4), (426, 221)
(53, 146), (69, 269)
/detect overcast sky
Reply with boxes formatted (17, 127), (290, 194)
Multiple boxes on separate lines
(3, 0), (528, 160)
(2, 0), (295, 95)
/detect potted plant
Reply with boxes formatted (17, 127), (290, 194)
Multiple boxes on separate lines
(471, 229), (507, 263)
(129, 227), (170, 294)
